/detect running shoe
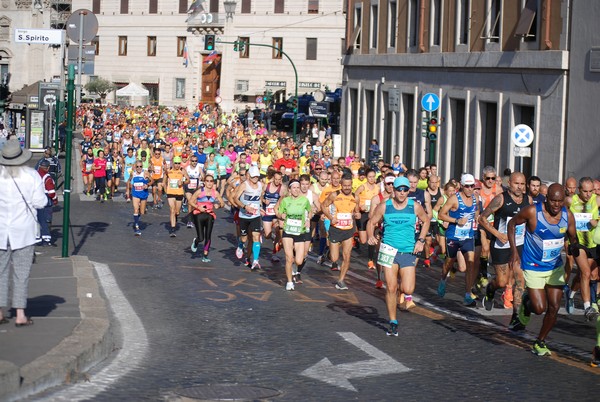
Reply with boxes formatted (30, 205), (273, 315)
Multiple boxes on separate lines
(187, 221), (194, 228)
(201, 256), (211, 263)
(464, 294), (477, 307)
(437, 280), (446, 297)
(169, 229), (177, 237)
(295, 273), (303, 284)
(330, 262), (340, 272)
(531, 339), (552, 356)
(508, 313), (526, 331)
(478, 276), (489, 290)
(375, 280), (384, 289)
(335, 281), (348, 290)
(584, 306), (600, 322)
(251, 260), (261, 271)
(286, 281), (295, 291)
(157, 202), (163, 209)
(181, 205), (188, 214)
(367, 260), (375, 270)
(191, 238), (198, 253)
(271, 254), (280, 263)
(386, 322), (398, 337)
(236, 246), (244, 260)
(274, 242), (281, 254)
(518, 294), (531, 327)
(566, 297), (574, 315)
(134, 230), (141, 236)
(423, 259), (431, 269)
(483, 285), (494, 311)
(134, 224), (140, 231)
(316, 255), (323, 265)
(592, 346), (600, 368)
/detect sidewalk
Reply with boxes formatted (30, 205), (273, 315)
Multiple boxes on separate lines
(0, 140), (113, 401)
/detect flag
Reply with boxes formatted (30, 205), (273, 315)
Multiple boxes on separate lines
(204, 51), (218, 64)
(183, 43), (190, 68)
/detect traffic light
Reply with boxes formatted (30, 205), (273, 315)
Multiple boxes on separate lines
(204, 34), (215, 51)
(292, 97), (298, 112)
(238, 40), (245, 53)
(428, 112), (438, 141)
(233, 41), (238, 51)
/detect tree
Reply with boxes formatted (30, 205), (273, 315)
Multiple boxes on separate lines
(84, 77), (116, 104)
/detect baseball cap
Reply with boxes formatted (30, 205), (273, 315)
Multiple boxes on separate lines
(39, 159), (51, 168)
(249, 166), (260, 177)
(384, 176), (396, 184)
(393, 176), (410, 189)
(461, 174), (475, 186)
(173, 156), (182, 163)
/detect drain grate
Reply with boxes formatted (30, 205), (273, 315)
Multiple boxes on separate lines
(175, 384), (281, 401)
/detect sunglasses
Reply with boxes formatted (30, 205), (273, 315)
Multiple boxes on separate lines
(385, 182), (394, 186)
(284, 153), (290, 156)
(136, 165), (143, 168)
(395, 186), (410, 192)
(485, 176), (496, 180)
(463, 184), (476, 188)
(205, 179), (214, 183)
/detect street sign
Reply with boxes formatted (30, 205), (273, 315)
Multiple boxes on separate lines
(66, 9), (99, 44)
(421, 92), (440, 112)
(309, 101), (329, 118)
(511, 124), (534, 147)
(514, 146), (531, 157)
(388, 89), (400, 112)
(14, 28), (64, 45)
(67, 45), (96, 62)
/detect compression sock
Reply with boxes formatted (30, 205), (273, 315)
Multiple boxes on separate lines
(480, 257), (489, 277)
(319, 237), (327, 255)
(591, 281), (598, 304)
(252, 241), (261, 262)
(298, 258), (307, 272)
(133, 214), (140, 227)
(368, 244), (375, 261)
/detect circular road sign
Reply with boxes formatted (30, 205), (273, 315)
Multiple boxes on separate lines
(511, 124), (534, 147)
(66, 9), (99, 44)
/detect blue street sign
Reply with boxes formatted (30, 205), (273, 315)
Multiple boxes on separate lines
(421, 93), (440, 112)
(511, 124), (534, 147)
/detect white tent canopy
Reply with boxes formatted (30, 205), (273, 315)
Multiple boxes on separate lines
(116, 82), (149, 97)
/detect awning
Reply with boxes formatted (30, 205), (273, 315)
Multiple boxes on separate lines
(116, 83), (149, 97)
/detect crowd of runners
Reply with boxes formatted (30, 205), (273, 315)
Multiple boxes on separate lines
(76, 103), (600, 365)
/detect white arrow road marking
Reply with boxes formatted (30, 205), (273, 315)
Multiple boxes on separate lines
(301, 332), (410, 392)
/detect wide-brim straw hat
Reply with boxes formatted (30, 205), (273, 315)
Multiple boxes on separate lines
(0, 138), (32, 166)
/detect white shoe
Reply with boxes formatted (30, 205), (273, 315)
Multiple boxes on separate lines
(236, 247), (243, 259)
(286, 282), (295, 291)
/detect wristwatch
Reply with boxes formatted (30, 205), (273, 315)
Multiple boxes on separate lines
(418, 238), (425, 244)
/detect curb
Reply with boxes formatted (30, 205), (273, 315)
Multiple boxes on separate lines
(0, 256), (114, 401)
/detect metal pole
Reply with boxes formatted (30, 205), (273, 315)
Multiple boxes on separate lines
(76, 10), (85, 106)
(428, 139), (436, 165)
(57, 31), (66, 155)
(217, 39), (299, 140)
(61, 65), (75, 258)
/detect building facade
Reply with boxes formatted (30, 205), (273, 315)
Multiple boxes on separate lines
(342, 0), (597, 184)
(70, 0), (345, 111)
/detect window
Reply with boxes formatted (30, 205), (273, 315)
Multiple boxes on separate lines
(239, 36), (249, 58)
(308, 0), (318, 14)
(388, 0), (397, 49)
(118, 36), (127, 56)
(147, 36), (157, 56)
(120, 0), (128, 14)
(370, 3), (378, 49)
(306, 38), (317, 60)
(431, 0), (441, 46)
(484, 0), (501, 43)
(92, 36), (100, 55)
(456, 0), (470, 45)
(408, 0), (419, 48)
(272, 37), (283, 59)
(274, 0), (284, 13)
(92, 0), (100, 14)
(179, 0), (187, 14)
(149, 0), (157, 14)
(515, 0), (538, 42)
(351, 4), (362, 50)
(241, 0), (251, 13)
(235, 80), (249, 93)
(209, 0), (218, 13)
(175, 78), (186, 99)
(177, 37), (186, 57)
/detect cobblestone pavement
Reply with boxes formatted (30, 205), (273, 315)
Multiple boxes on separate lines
(35, 195), (599, 401)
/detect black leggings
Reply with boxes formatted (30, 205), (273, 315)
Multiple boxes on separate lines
(95, 177), (106, 195)
(192, 213), (215, 254)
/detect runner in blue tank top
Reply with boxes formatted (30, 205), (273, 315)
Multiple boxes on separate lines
(508, 183), (578, 356)
(438, 174), (480, 307)
(127, 162), (150, 236)
(367, 176), (430, 337)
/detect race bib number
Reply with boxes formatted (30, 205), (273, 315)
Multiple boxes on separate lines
(285, 167), (292, 175)
(541, 238), (564, 263)
(154, 166), (162, 175)
(377, 243), (398, 268)
(85, 163), (92, 171)
(336, 212), (353, 229)
(133, 182), (144, 191)
(574, 213), (592, 232)
(455, 222), (471, 240)
(285, 218), (303, 235)
(265, 204), (276, 216)
(169, 178), (179, 189)
(187, 180), (197, 190)
(218, 166), (227, 175)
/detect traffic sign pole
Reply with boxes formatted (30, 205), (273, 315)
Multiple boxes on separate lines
(61, 65), (75, 258)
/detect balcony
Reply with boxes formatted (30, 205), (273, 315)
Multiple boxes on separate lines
(186, 11), (226, 35)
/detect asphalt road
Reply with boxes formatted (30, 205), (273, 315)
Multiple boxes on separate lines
(36, 194), (600, 401)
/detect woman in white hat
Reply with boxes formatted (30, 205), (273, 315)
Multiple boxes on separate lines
(0, 138), (47, 326)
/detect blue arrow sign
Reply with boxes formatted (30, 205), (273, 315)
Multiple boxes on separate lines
(421, 93), (440, 112)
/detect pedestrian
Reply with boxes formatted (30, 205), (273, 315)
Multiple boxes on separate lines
(127, 161), (150, 236)
(0, 138), (48, 326)
(36, 160), (58, 246)
(189, 175), (224, 262)
(367, 176), (430, 336)
(508, 183), (578, 356)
